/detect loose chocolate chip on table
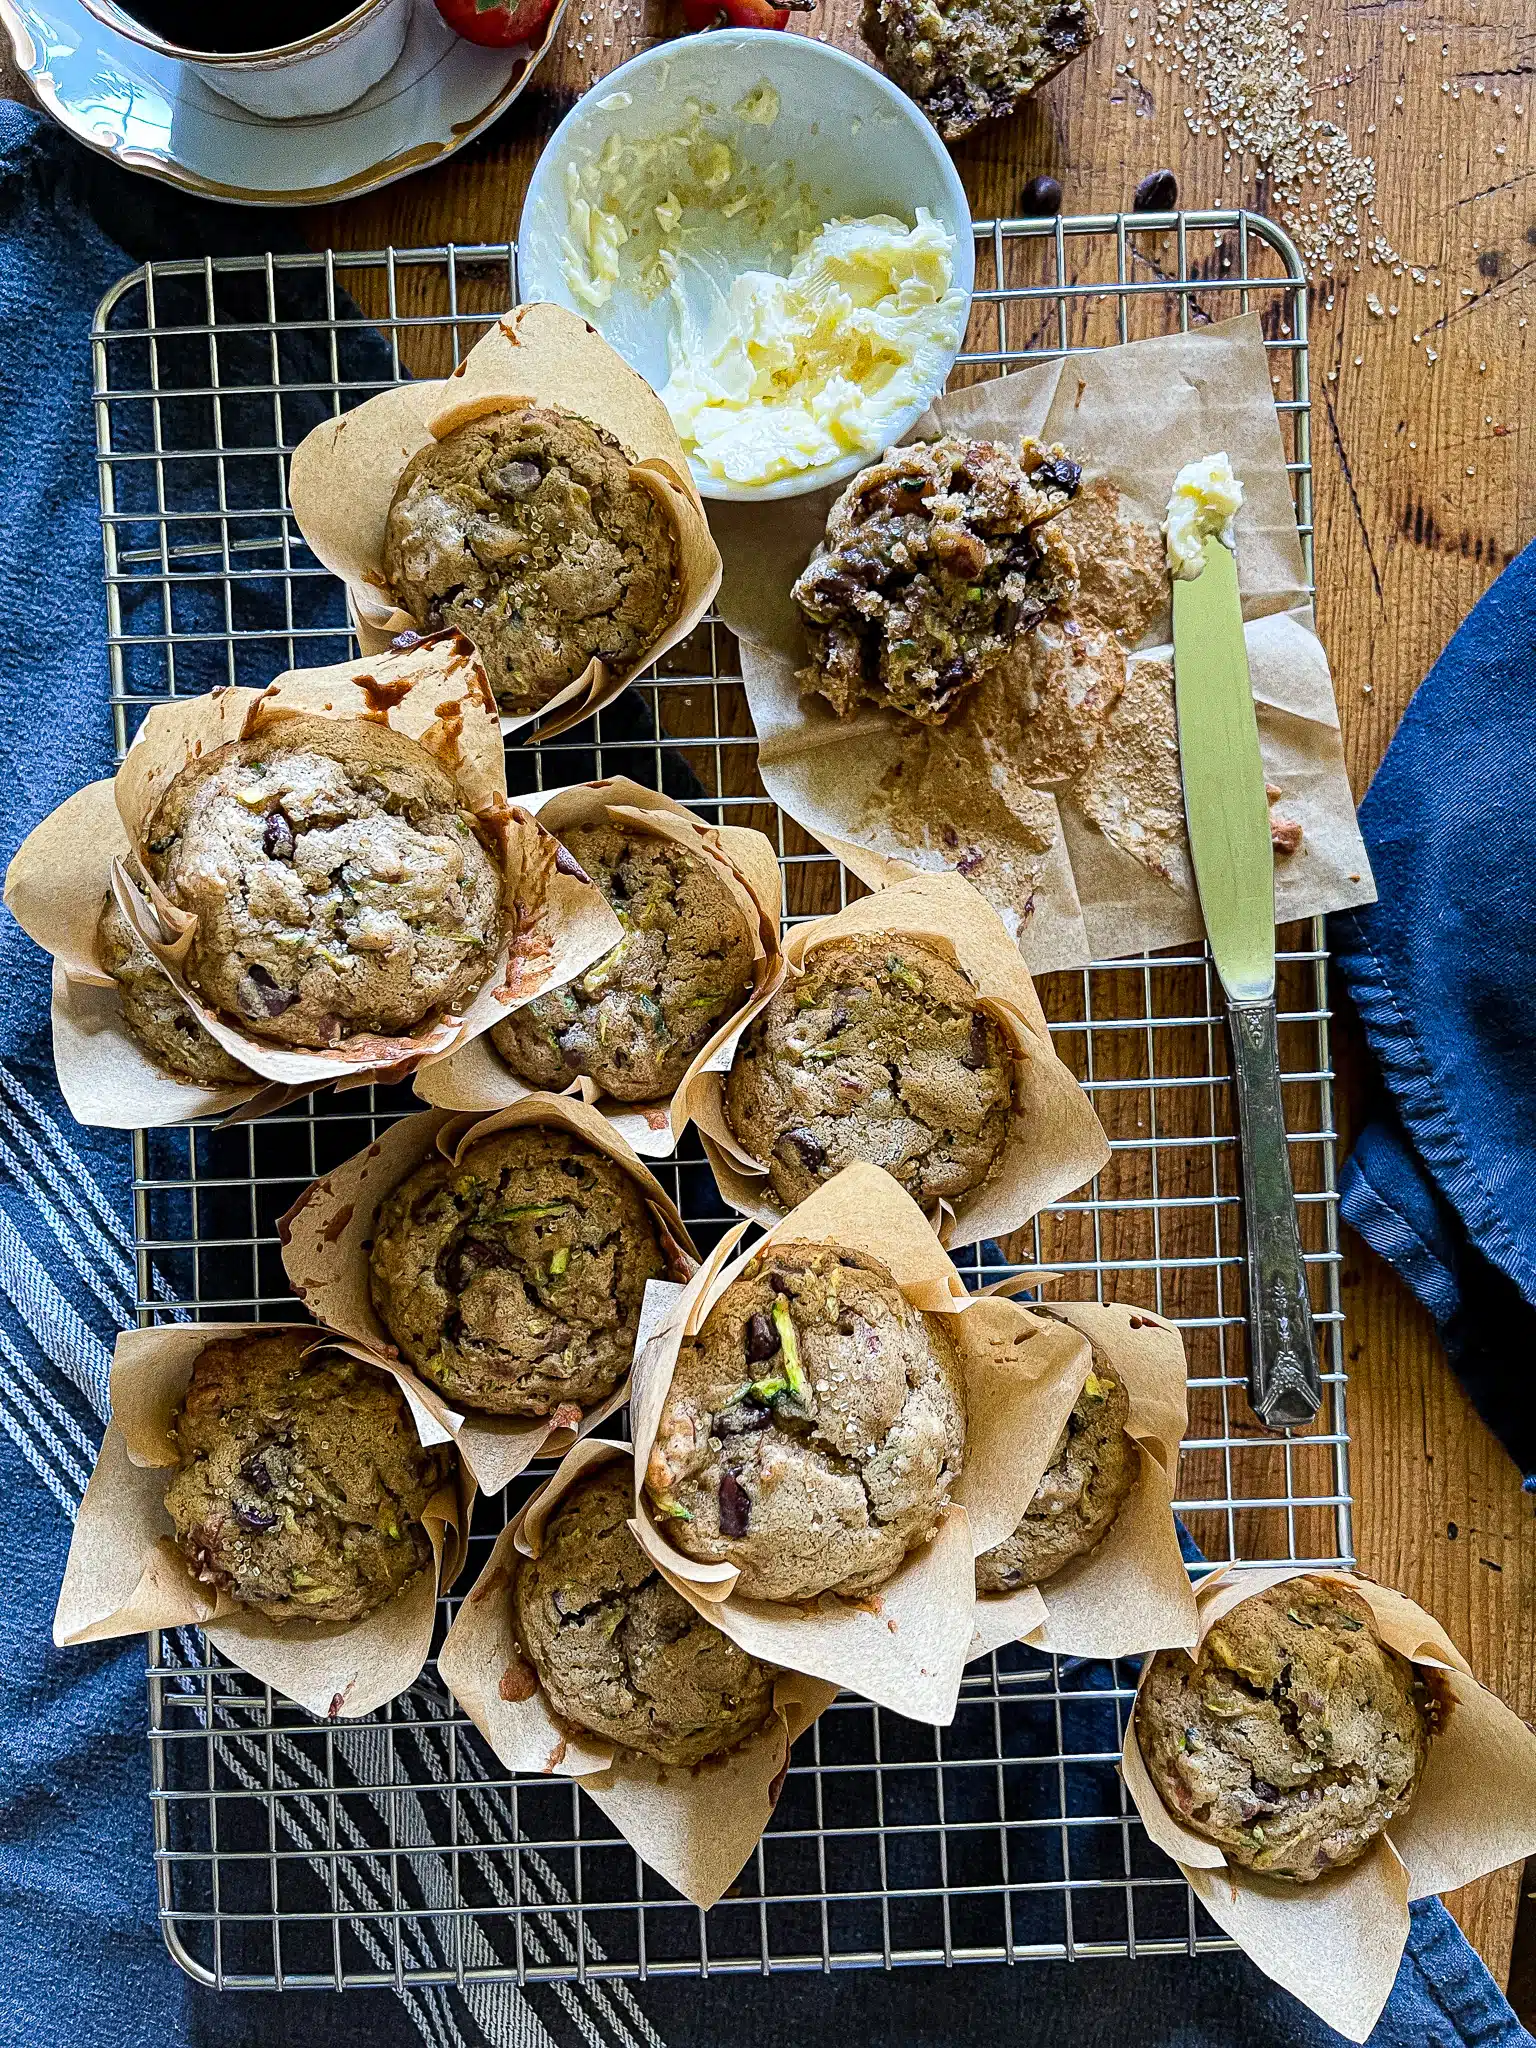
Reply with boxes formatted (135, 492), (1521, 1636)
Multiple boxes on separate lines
(1020, 174), (1063, 217)
(1133, 169), (1179, 213)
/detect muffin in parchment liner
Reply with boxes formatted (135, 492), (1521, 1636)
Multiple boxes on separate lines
(966, 1294), (1196, 1662)
(1121, 1565), (1536, 2043)
(438, 1437), (838, 1910)
(279, 1097), (697, 1494)
(3, 639), (622, 1128)
(678, 872), (1109, 1249)
(286, 303), (722, 742)
(53, 1323), (472, 1721)
(415, 777), (783, 1160)
(628, 1161), (1092, 1726)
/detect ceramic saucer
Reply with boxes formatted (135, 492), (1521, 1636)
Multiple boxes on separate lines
(0, 0), (563, 204)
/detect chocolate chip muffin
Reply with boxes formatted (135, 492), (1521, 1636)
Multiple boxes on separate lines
(723, 935), (1014, 1210)
(164, 1331), (450, 1626)
(368, 1124), (669, 1416)
(491, 819), (755, 1102)
(143, 716), (504, 1051)
(792, 436), (1081, 725)
(514, 1462), (779, 1765)
(1136, 1578), (1435, 1882)
(382, 407), (681, 716)
(862, 0), (1100, 142)
(647, 1240), (966, 1602)
(96, 892), (254, 1087)
(975, 1351), (1136, 1592)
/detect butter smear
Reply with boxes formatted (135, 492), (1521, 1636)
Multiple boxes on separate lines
(662, 210), (965, 487)
(1164, 452), (1244, 578)
(559, 84), (965, 488)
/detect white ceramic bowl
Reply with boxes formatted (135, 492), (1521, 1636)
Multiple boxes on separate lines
(517, 30), (975, 502)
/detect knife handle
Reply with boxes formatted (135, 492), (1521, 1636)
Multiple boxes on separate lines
(1225, 996), (1322, 1429)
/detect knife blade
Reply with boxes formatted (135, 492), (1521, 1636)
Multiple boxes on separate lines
(1173, 533), (1321, 1429)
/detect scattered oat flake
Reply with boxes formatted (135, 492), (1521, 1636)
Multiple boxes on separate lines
(1147, 0), (1408, 279)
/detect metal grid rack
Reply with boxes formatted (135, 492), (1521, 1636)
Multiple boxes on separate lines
(90, 210), (1349, 1992)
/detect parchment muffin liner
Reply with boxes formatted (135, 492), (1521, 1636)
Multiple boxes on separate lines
(278, 1096), (698, 1494)
(438, 1435), (839, 1910)
(677, 871), (1110, 1250)
(966, 1293), (1196, 1661)
(53, 1322), (473, 1721)
(3, 638), (623, 1128)
(627, 1161), (1094, 1726)
(1121, 1564), (1536, 2042)
(415, 776), (784, 1158)
(286, 302), (723, 743)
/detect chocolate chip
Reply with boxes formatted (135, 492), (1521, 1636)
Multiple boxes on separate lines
(1133, 169), (1178, 213)
(234, 1500), (278, 1531)
(718, 1470), (751, 1537)
(965, 1012), (990, 1071)
(241, 1455), (273, 1494)
(1020, 174), (1062, 216)
(238, 963), (295, 1020)
(262, 809), (295, 860)
(1030, 455), (1082, 497)
(767, 1270), (793, 1296)
(744, 1311), (779, 1363)
(717, 1403), (773, 1436)
(1251, 1778), (1280, 1803)
(553, 845), (590, 882)
(496, 459), (542, 498)
(779, 1129), (825, 1173)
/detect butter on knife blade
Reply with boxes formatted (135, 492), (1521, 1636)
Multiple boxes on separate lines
(1168, 455), (1321, 1431)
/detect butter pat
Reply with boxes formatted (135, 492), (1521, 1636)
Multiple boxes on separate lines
(661, 209), (966, 488)
(1164, 452), (1244, 578)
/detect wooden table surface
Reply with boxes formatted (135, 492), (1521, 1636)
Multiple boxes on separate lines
(8, 0), (1536, 1984)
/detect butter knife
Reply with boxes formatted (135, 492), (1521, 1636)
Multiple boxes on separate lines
(1172, 533), (1321, 1429)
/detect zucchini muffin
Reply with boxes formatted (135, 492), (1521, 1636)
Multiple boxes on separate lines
(975, 1350), (1136, 1592)
(1136, 1578), (1435, 1882)
(382, 407), (681, 716)
(96, 892), (253, 1088)
(164, 1331), (450, 1626)
(792, 435), (1081, 725)
(491, 819), (755, 1102)
(368, 1124), (669, 1416)
(646, 1240), (966, 1602)
(143, 715), (504, 1051)
(862, 0), (1100, 143)
(514, 1461), (779, 1766)
(723, 934), (1014, 1210)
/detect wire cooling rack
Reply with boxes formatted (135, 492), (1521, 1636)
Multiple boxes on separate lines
(90, 211), (1348, 1991)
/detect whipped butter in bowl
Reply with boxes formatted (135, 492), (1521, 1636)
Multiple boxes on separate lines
(517, 31), (975, 501)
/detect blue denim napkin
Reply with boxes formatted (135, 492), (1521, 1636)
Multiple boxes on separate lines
(1332, 539), (1536, 1483)
(1, 97), (1528, 2048)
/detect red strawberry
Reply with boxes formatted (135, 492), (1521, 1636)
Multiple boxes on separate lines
(434, 0), (557, 48)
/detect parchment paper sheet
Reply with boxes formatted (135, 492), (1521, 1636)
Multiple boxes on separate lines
(279, 1096), (695, 1492)
(1121, 1565), (1536, 2041)
(678, 870), (1109, 1249)
(415, 776), (783, 1158)
(714, 315), (1375, 974)
(438, 1436), (839, 1909)
(287, 303), (722, 742)
(627, 1161), (1093, 1724)
(968, 1296), (1196, 1661)
(4, 640), (622, 1126)
(54, 1323), (471, 1720)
